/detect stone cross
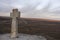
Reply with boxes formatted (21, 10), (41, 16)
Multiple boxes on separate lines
(10, 9), (20, 38)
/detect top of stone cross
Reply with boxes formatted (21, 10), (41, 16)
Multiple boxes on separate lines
(12, 9), (18, 12)
(10, 9), (20, 18)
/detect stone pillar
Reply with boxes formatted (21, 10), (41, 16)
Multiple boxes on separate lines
(10, 9), (20, 38)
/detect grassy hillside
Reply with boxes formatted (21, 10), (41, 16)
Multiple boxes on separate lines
(0, 16), (60, 40)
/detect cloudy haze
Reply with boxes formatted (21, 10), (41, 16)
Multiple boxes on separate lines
(0, 0), (60, 20)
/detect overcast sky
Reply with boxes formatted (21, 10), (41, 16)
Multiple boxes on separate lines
(0, 0), (60, 20)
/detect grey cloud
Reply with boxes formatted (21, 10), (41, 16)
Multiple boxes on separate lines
(0, 0), (12, 12)
(0, 0), (60, 20)
(0, 0), (60, 12)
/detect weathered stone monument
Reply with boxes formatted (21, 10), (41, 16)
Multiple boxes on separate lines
(10, 9), (20, 38)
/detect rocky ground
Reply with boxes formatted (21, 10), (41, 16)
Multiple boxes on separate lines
(0, 33), (47, 40)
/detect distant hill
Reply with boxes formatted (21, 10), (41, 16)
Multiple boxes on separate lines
(0, 16), (60, 33)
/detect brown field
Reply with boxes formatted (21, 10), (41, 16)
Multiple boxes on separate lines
(0, 16), (60, 40)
